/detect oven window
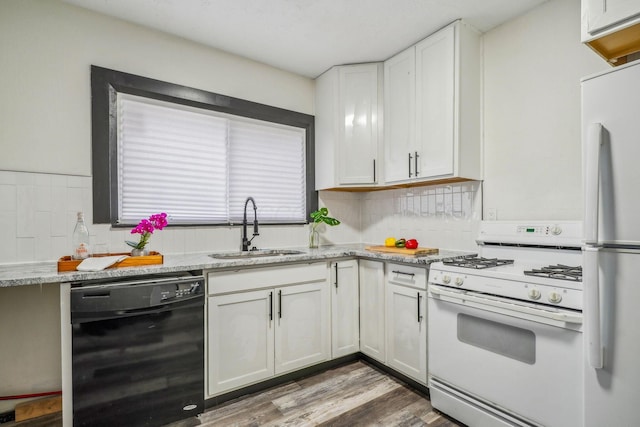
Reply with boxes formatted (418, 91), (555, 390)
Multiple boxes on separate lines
(457, 313), (536, 364)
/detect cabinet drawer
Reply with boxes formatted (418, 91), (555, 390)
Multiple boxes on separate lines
(208, 262), (327, 295)
(386, 263), (427, 290)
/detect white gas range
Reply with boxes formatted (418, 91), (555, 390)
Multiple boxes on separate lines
(427, 221), (583, 427)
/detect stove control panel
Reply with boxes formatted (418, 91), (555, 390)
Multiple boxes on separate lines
(428, 269), (582, 310)
(516, 225), (562, 236)
(440, 275), (464, 286)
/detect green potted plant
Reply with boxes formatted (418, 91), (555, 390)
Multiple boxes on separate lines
(309, 207), (340, 248)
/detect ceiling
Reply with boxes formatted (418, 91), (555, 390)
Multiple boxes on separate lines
(63, 0), (547, 78)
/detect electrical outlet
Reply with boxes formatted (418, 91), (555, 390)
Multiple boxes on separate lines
(487, 208), (497, 221)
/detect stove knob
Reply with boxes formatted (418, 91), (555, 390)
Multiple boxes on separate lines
(442, 275), (451, 284)
(528, 289), (541, 300)
(550, 225), (562, 236)
(454, 277), (464, 286)
(548, 292), (562, 304)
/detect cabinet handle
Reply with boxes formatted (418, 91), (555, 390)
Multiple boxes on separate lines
(373, 159), (376, 182)
(408, 152), (413, 178)
(269, 291), (273, 321)
(334, 263), (339, 288)
(417, 292), (423, 323)
(414, 151), (419, 177)
(278, 290), (282, 319)
(392, 270), (415, 278)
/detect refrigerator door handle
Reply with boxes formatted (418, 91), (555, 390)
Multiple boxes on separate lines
(584, 246), (603, 369)
(585, 123), (603, 245)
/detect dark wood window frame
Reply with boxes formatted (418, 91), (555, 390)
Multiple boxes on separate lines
(91, 65), (317, 225)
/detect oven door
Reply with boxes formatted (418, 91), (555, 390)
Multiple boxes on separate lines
(428, 285), (583, 427)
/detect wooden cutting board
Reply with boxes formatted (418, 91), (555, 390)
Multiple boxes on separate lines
(365, 245), (439, 256)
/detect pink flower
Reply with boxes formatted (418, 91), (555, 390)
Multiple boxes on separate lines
(126, 213), (169, 250)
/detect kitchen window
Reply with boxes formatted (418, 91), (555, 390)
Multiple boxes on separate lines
(91, 66), (316, 226)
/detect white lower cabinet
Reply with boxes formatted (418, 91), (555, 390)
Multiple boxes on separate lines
(385, 263), (428, 385)
(206, 263), (330, 397)
(206, 259), (429, 397)
(359, 259), (385, 362)
(330, 259), (360, 358)
(207, 290), (274, 395)
(275, 281), (330, 374)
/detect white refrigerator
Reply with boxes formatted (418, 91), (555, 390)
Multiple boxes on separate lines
(582, 60), (640, 426)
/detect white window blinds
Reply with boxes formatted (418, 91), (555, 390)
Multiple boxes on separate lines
(117, 93), (307, 225)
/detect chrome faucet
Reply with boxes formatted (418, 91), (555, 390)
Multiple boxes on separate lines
(242, 197), (259, 251)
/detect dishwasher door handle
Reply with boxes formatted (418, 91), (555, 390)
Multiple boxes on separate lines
(71, 295), (203, 324)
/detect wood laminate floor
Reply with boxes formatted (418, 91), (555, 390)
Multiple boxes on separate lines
(6, 361), (462, 426)
(168, 360), (463, 427)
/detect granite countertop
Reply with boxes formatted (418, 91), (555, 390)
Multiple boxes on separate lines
(0, 244), (475, 287)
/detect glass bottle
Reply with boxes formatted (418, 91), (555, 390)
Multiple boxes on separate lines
(72, 211), (91, 260)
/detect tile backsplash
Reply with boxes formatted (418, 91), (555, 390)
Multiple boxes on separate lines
(359, 182), (482, 251)
(0, 170), (481, 264)
(0, 171), (92, 264)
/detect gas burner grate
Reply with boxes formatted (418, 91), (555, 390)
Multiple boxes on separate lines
(442, 255), (514, 269)
(523, 264), (582, 282)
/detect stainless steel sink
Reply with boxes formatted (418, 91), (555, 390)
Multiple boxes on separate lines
(209, 249), (306, 259)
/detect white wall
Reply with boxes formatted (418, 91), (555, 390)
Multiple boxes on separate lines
(0, 0), (314, 176)
(482, 0), (606, 220)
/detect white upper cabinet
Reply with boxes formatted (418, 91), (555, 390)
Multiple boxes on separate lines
(384, 20), (481, 185)
(315, 63), (382, 190)
(583, 0), (640, 36)
(582, 0), (640, 65)
(383, 48), (415, 183)
(415, 26), (455, 178)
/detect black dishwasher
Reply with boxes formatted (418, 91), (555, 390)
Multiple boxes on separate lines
(70, 272), (204, 427)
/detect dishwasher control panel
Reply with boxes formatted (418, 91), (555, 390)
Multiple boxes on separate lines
(70, 273), (204, 317)
(162, 280), (203, 300)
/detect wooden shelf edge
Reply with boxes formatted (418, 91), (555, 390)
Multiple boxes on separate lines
(318, 177), (479, 192)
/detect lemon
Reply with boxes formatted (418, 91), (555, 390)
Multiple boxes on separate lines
(385, 237), (396, 247)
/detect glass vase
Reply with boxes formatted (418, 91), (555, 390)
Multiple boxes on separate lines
(131, 247), (149, 257)
(309, 228), (319, 248)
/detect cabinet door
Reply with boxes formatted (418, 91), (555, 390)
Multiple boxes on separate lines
(415, 25), (455, 179)
(585, 0), (640, 35)
(275, 282), (330, 374)
(338, 65), (380, 185)
(386, 284), (427, 384)
(330, 259), (360, 358)
(359, 260), (385, 363)
(384, 47), (415, 184)
(207, 290), (274, 396)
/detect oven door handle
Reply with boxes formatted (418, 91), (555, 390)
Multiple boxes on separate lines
(428, 285), (583, 324)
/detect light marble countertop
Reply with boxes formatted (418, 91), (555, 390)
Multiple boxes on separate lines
(0, 244), (475, 287)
